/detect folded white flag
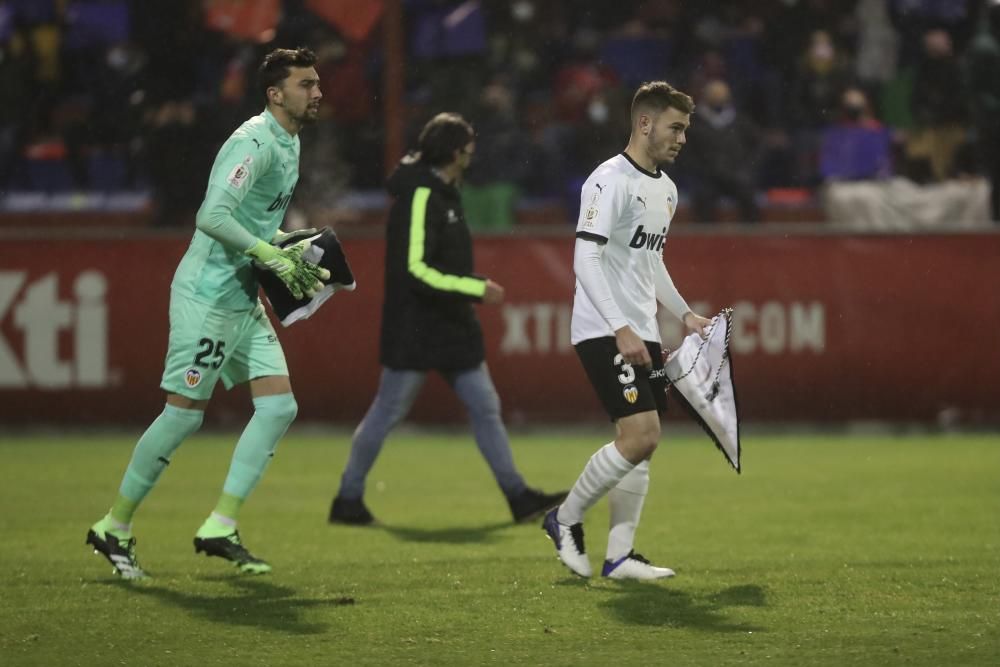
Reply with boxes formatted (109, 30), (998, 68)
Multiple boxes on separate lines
(664, 308), (742, 472)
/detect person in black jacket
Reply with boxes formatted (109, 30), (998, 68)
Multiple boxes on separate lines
(683, 79), (762, 223)
(329, 113), (566, 525)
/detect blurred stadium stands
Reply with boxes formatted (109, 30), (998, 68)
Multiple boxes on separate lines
(1, 0), (997, 229)
(1, 1), (998, 427)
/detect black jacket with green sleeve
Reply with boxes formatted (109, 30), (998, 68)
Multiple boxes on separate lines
(379, 156), (486, 371)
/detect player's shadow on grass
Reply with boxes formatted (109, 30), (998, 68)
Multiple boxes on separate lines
(599, 583), (768, 633)
(98, 575), (354, 635)
(379, 521), (511, 545)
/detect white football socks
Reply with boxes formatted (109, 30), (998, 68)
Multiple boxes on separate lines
(557, 442), (635, 525)
(606, 459), (650, 562)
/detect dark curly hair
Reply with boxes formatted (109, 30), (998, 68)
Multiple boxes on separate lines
(258, 47), (318, 104)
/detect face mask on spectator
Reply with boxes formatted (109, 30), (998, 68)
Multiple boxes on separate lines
(512, 1), (535, 22)
(107, 46), (129, 70)
(843, 104), (864, 121)
(588, 99), (609, 124)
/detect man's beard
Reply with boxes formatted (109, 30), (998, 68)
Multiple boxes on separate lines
(293, 106), (320, 125)
(647, 130), (671, 164)
(649, 143), (674, 165)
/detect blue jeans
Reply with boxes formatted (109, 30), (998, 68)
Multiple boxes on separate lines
(337, 364), (527, 499)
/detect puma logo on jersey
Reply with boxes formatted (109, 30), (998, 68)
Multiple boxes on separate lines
(595, 183), (605, 193)
(635, 195), (647, 209)
(628, 224), (667, 251)
(252, 138), (262, 149)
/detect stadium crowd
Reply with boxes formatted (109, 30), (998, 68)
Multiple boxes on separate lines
(0, 0), (997, 226)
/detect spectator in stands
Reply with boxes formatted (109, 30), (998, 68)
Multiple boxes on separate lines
(144, 100), (211, 227)
(462, 77), (532, 230)
(683, 78), (762, 223)
(575, 85), (632, 166)
(539, 38), (622, 214)
(787, 29), (855, 186)
(408, 0), (489, 118)
(0, 28), (33, 187)
(4, 0), (992, 220)
(904, 29), (969, 182)
(964, 0), (1000, 222)
(819, 86), (892, 182)
(62, 41), (147, 190)
(889, 0), (977, 67)
(853, 0), (899, 94)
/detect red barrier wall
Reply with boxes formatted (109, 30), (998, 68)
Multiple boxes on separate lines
(1, 232), (998, 425)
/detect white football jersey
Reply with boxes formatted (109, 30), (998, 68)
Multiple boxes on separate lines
(571, 152), (679, 345)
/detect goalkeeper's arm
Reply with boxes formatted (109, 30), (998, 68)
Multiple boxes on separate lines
(195, 186), (329, 299)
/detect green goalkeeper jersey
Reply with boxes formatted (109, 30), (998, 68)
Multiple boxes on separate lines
(172, 109), (300, 310)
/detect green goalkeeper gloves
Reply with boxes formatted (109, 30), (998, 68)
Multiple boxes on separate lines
(246, 239), (331, 300)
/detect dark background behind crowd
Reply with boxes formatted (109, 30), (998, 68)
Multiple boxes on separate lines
(1, 0), (998, 228)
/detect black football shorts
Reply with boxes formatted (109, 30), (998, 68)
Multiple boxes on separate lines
(575, 337), (667, 421)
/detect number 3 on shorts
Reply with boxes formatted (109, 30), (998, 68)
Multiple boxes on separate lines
(613, 353), (635, 385)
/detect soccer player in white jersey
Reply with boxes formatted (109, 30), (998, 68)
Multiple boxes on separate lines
(543, 81), (713, 580)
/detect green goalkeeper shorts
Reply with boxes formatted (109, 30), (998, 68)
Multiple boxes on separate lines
(160, 291), (289, 400)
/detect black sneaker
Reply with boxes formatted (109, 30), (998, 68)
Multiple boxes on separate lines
(328, 496), (376, 525)
(193, 531), (271, 574)
(86, 524), (147, 579)
(508, 487), (569, 523)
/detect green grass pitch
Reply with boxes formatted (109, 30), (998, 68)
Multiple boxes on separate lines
(0, 430), (997, 666)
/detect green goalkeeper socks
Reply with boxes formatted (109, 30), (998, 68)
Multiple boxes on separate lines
(214, 393), (298, 520)
(196, 508), (239, 538)
(108, 395), (294, 534)
(111, 404), (204, 525)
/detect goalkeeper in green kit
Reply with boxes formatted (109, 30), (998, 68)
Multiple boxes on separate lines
(86, 48), (328, 578)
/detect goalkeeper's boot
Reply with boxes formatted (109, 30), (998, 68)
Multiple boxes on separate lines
(194, 530), (272, 574)
(602, 550), (675, 580)
(542, 508), (592, 577)
(328, 495), (376, 525)
(86, 517), (147, 580)
(508, 487), (569, 523)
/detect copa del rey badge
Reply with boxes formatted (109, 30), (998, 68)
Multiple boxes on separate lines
(665, 308), (742, 472)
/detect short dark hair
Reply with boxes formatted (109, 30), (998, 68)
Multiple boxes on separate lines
(417, 112), (475, 167)
(258, 47), (318, 104)
(631, 81), (695, 124)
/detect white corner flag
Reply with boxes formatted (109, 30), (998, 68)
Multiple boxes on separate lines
(664, 308), (742, 472)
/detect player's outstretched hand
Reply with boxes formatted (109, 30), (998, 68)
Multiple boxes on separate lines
(247, 239), (331, 300)
(683, 311), (713, 339)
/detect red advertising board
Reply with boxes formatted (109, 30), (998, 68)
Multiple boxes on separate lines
(1, 232), (998, 426)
